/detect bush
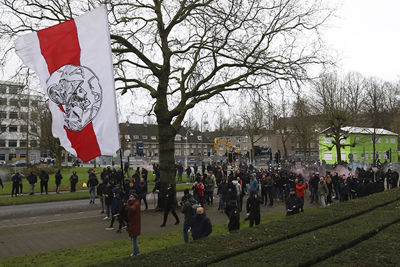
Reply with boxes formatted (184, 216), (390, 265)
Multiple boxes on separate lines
(95, 188), (400, 267)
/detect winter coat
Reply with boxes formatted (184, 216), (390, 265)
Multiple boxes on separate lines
(181, 194), (197, 226)
(286, 194), (302, 211)
(55, 172), (63, 185)
(39, 172), (49, 183)
(27, 173), (37, 184)
(87, 173), (99, 187)
(191, 213), (212, 240)
(296, 184), (308, 198)
(126, 199), (141, 237)
(246, 194), (262, 214)
(249, 177), (258, 193)
(318, 181), (329, 197)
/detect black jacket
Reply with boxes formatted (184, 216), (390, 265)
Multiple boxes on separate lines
(246, 195), (263, 214)
(191, 213), (212, 240)
(27, 173), (37, 184)
(286, 194), (302, 211)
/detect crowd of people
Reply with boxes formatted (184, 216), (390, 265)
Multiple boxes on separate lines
(2, 160), (399, 256)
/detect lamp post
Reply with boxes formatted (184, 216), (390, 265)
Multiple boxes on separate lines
(185, 129), (193, 168)
(200, 112), (208, 132)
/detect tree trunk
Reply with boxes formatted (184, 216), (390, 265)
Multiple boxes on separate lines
(335, 137), (342, 165)
(158, 122), (176, 190)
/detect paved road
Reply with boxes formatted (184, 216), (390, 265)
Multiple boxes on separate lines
(0, 193), (315, 258)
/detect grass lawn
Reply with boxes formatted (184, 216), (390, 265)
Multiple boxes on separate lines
(0, 210), (287, 267)
(0, 166), (191, 196)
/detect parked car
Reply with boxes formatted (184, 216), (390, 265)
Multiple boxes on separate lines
(10, 160), (27, 167)
(0, 160), (6, 166)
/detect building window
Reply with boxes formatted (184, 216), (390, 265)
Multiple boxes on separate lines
(30, 140), (38, 147)
(151, 144), (156, 148)
(323, 153), (333, 161)
(9, 154), (16, 160)
(9, 140), (17, 147)
(31, 100), (38, 107)
(175, 135), (182, 141)
(391, 137), (396, 144)
(142, 135), (148, 140)
(20, 154), (26, 158)
(9, 125), (18, 132)
(0, 140), (5, 147)
(377, 137), (382, 144)
(197, 144), (202, 148)
(0, 125), (6, 133)
(151, 136), (156, 140)
(356, 136), (360, 143)
(20, 100), (29, 107)
(0, 85), (6, 94)
(323, 136), (332, 144)
(20, 141), (27, 147)
(9, 112), (18, 119)
(8, 86), (20, 94)
(133, 135), (139, 139)
(0, 98), (7, 105)
(0, 111), (6, 118)
(386, 137), (389, 144)
(192, 144), (196, 148)
(0, 154), (5, 160)
(9, 99), (19, 107)
(197, 136), (202, 141)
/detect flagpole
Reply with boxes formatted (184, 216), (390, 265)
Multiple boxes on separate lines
(120, 148), (124, 180)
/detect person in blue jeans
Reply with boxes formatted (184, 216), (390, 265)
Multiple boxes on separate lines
(126, 193), (141, 256)
(87, 169), (99, 204)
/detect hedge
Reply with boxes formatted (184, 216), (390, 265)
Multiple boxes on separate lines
(318, 221), (400, 266)
(94, 188), (400, 267)
(213, 201), (400, 266)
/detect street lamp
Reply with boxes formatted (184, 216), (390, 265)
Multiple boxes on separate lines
(200, 112), (208, 132)
(185, 129), (193, 168)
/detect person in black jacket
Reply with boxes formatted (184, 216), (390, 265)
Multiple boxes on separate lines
(135, 178), (148, 210)
(39, 170), (49, 195)
(104, 182), (113, 219)
(191, 206), (212, 240)
(70, 171), (78, 192)
(246, 192), (263, 227)
(97, 179), (106, 214)
(87, 169), (99, 204)
(160, 184), (180, 227)
(286, 188), (302, 216)
(27, 171), (37, 195)
(11, 172), (20, 197)
(0, 176), (4, 191)
(55, 170), (63, 194)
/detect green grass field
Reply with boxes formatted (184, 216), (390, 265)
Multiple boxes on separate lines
(0, 166), (192, 205)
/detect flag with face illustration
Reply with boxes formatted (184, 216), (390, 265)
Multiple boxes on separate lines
(15, 6), (120, 161)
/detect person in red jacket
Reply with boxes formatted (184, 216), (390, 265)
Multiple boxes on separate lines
(295, 179), (308, 212)
(126, 193), (141, 256)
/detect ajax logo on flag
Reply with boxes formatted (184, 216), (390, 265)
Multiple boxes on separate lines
(47, 65), (103, 132)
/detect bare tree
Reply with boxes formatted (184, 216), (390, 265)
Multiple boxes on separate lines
(313, 72), (365, 164)
(363, 77), (387, 164)
(239, 99), (266, 163)
(292, 96), (316, 160)
(1, 0), (335, 187)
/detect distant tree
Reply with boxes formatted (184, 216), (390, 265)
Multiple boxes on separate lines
(313, 72), (365, 164)
(239, 99), (266, 164)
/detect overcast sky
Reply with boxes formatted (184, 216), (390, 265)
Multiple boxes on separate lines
(324, 0), (400, 82)
(2, 1), (399, 126)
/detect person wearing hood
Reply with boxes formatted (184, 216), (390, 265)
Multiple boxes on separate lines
(249, 174), (258, 195)
(246, 192), (263, 227)
(160, 183), (180, 227)
(191, 206), (212, 240)
(181, 189), (198, 243)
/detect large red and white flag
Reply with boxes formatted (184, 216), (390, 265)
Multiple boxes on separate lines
(15, 6), (120, 162)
